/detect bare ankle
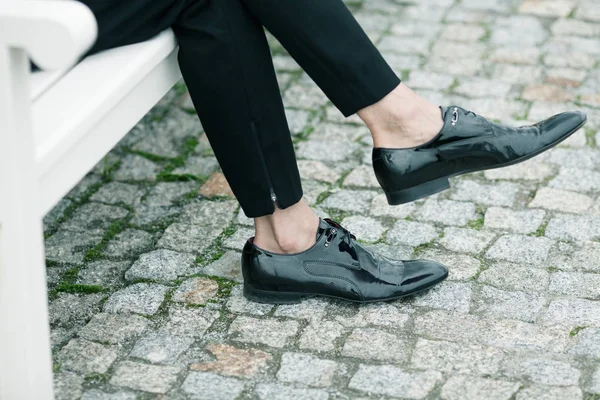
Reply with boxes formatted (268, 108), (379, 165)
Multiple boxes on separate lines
(358, 83), (443, 148)
(253, 200), (320, 254)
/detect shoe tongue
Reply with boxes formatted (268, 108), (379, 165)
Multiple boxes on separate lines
(316, 218), (329, 241)
(440, 106), (448, 120)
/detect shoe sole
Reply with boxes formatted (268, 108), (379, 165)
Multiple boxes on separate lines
(385, 117), (588, 205)
(243, 269), (449, 304)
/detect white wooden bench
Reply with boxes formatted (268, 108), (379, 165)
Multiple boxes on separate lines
(0, 1), (182, 398)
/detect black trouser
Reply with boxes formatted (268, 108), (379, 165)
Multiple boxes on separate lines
(80, 0), (400, 217)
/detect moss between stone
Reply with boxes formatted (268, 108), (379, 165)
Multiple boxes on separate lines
(195, 222), (237, 267)
(413, 241), (437, 257)
(50, 264), (108, 298)
(585, 128), (597, 148)
(533, 221), (548, 237)
(292, 126), (314, 144)
(470, 260), (490, 281)
(467, 217), (484, 230)
(52, 362), (62, 374)
(569, 326), (586, 337)
(83, 371), (111, 386)
(315, 191), (332, 205)
(54, 283), (106, 294)
(83, 219), (130, 263)
(327, 209), (347, 223)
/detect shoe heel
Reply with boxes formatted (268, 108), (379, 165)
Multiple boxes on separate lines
(385, 177), (450, 205)
(243, 285), (307, 304)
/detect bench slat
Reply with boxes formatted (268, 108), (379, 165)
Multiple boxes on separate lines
(33, 29), (181, 215)
(30, 69), (69, 100)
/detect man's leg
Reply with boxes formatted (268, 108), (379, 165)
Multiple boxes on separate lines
(240, 0), (444, 149)
(230, 0), (584, 245)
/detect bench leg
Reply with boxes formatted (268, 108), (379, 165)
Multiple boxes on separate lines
(0, 47), (55, 399)
(0, 218), (55, 400)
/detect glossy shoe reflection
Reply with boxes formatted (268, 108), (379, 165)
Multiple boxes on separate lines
(241, 218), (448, 304)
(373, 106), (587, 205)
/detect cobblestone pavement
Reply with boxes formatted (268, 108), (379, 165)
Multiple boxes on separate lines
(45, 0), (600, 399)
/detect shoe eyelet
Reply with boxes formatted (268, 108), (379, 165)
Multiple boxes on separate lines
(451, 107), (459, 126)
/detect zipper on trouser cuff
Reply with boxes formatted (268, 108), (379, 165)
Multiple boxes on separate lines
(250, 121), (278, 209)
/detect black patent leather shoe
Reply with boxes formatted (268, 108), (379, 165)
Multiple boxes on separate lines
(241, 218), (448, 304)
(373, 107), (587, 205)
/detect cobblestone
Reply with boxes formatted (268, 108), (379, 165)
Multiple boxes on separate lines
(586, 367), (600, 394)
(549, 167), (600, 193)
(451, 180), (521, 207)
(529, 188), (593, 214)
(181, 372), (245, 400)
(159, 306), (219, 338)
(441, 375), (520, 400)
(484, 207), (545, 234)
(549, 271), (600, 299)
(415, 310), (568, 353)
(439, 227), (496, 254)
(420, 250), (481, 281)
(109, 361), (180, 394)
(349, 365), (442, 399)
(103, 283), (168, 315)
(516, 386), (583, 400)
(546, 214), (600, 241)
(339, 302), (410, 329)
(172, 277), (219, 305)
(415, 199), (477, 227)
(80, 389), (136, 400)
(505, 357), (581, 386)
(473, 285), (546, 322)
(76, 260), (131, 288)
(342, 328), (408, 362)
(63, 203), (128, 235)
(277, 352), (338, 387)
(190, 343), (271, 378)
(478, 262), (550, 292)
(387, 220), (440, 246)
(58, 338), (117, 374)
(125, 249), (197, 283)
(414, 282), (472, 313)
(274, 298), (328, 321)
(255, 383), (328, 400)
(568, 327), (600, 358)
(340, 215), (386, 242)
(50, 293), (105, 329)
(202, 251), (243, 282)
(321, 190), (376, 213)
(129, 332), (194, 364)
(90, 182), (145, 206)
(543, 299), (600, 327)
(369, 193), (416, 219)
(229, 316), (299, 348)
(104, 229), (154, 259)
(78, 313), (149, 345)
(486, 235), (554, 264)
(412, 338), (504, 375)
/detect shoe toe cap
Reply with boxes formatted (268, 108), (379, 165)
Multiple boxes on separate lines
(400, 259), (448, 290)
(537, 110), (587, 139)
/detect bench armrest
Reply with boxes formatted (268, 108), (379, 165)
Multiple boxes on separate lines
(0, 1), (97, 70)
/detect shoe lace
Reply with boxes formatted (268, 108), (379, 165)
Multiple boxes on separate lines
(323, 218), (356, 247)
